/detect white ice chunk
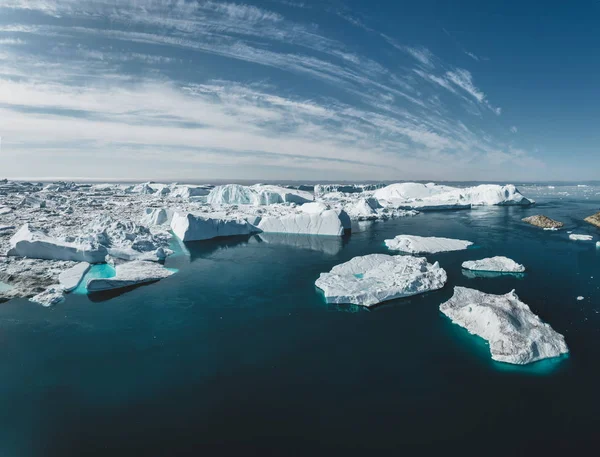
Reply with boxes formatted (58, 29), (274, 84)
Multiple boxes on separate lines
(170, 212), (259, 242)
(440, 287), (568, 365)
(58, 262), (91, 292)
(385, 235), (473, 254)
(569, 234), (593, 241)
(141, 208), (173, 226)
(29, 285), (65, 307)
(7, 224), (107, 263)
(315, 253), (447, 307)
(86, 260), (174, 292)
(462, 256), (525, 273)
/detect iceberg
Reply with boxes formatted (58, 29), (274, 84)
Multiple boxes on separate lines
(462, 256), (525, 273)
(171, 212), (259, 242)
(374, 183), (533, 210)
(7, 224), (107, 263)
(257, 203), (350, 236)
(58, 262), (91, 292)
(29, 285), (65, 307)
(170, 185), (211, 200)
(315, 254), (447, 307)
(569, 234), (593, 241)
(207, 184), (312, 206)
(86, 260), (174, 292)
(385, 235), (473, 254)
(440, 287), (569, 365)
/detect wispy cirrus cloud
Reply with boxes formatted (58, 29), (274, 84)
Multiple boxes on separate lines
(0, 0), (538, 180)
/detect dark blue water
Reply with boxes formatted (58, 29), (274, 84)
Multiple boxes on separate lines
(1, 185), (600, 456)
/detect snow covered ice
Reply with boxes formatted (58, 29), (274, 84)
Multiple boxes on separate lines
(440, 287), (569, 365)
(207, 184), (312, 206)
(385, 235), (473, 254)
(257, 203), (350, 236)
(462, 256), (525, 273)
(58, 262), (91, 292)
(86, 260), (174, 292)
(315, 253), (447, 307)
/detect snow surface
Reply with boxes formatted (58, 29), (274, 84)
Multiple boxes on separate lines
(315, 253), (447, 307)
(440, 286), (569, 365)
(385, 235), (473, 254)
(8, 224), (108, 263)
(462, 256), (525, 273)
(86, 260), (174, 292)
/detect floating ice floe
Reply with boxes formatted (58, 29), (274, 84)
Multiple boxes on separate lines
(315, 253), (447, 307)
(577, 296), (584, 301)
(257, 203), (350, 236)
(385, 235), (473, 254)
(374, 183), (533, 210)
(29, 286), (65, 307)
(440, 287), (569, 365)
(86, 260), (174, 292)
(8, 224), (108, 263)
(569, 234), (593, 241)
(462, 256), (525, 273)
(207, 184), (312, 206)
(58, 262), (91, 292)
(171, 212), (260, 242)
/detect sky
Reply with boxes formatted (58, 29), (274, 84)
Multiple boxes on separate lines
(0, 0), (599, 182)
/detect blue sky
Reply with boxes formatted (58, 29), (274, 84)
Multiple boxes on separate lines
(0, 0), (598, 181)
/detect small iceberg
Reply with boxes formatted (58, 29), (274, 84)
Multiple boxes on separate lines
(385, 235), (473, 254)
(569, 234), (593, 241)
(440, 287), (569, 365)
(462, 256), (525, 273)
(315, 253), (447, 307)
(86, 260), (174, 293)
(29, 286), (65, 307)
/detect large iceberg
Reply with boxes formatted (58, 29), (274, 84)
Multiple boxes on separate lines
(257, 203), (350, 236)
(440, 287), (569, 365)
(385, 235), (473, 254)
(462, 256), (525, 273)
(207, 184), (312, 206)
(171, 212), (260, 242)
(86, 260), (174, 292)
(315, 253), (447, 307)
(374, 183), (533, 210)
(7, 224), (107, 263)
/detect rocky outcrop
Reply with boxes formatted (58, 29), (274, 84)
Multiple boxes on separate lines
(522, 215), (564, 229)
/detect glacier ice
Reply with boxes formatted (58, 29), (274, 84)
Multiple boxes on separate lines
(440, 286), (569, 365)
(86, 260), (174, 292)
(257, 203), (350, 236)
(315, 253), (447, 307)
(462, 256), (525, 273)
(385, 235), (473, 254)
